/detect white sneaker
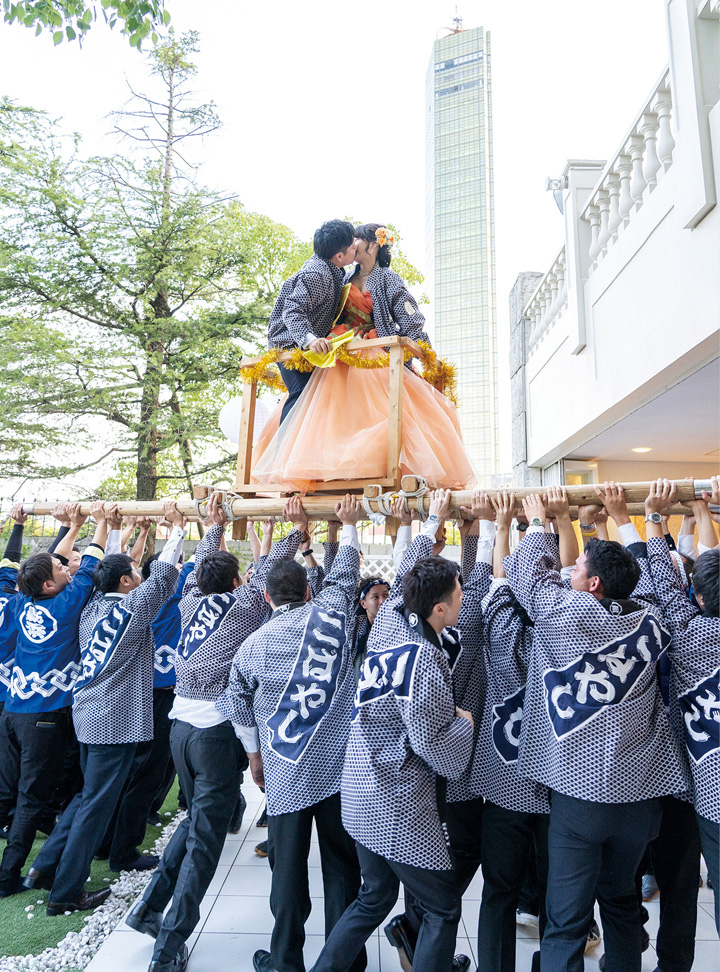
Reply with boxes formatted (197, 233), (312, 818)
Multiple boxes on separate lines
(516, 909), (540, 928)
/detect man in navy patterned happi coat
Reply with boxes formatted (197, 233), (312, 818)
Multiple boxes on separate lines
(217, 496), (365, 972)
(310, 490), (475, 972)
(506, 490), (690, 972)
(129, 493), (305, 972)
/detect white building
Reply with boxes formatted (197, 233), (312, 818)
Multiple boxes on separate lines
(511, 0), (719, 488)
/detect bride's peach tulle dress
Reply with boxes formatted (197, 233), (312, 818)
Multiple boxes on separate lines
(251, 285), (477, 492)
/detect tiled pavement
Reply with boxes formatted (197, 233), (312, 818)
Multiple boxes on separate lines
(87, 779), (719, 972)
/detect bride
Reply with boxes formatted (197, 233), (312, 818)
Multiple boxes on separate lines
(251, 223), (477, 492)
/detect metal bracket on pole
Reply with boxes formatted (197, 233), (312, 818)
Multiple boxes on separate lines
(693, 480), (712, 498)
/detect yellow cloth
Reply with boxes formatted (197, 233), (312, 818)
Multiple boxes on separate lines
(302, 328), (355, 369)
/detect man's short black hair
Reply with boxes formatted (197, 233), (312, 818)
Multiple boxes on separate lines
(197, 551), (240, 595)
(693, 549), (718, 617)
(93, 554), (135, 594)
(584, 538), (641, 600)
(142, 552), (159, 581)
(403, 557), (460, 620)
(313, 220), (354, 261)
(17, 553), (55, 599)
(266, 559), (308, 606)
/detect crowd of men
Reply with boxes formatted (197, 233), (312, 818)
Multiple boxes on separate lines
(0, 478), (717, 972)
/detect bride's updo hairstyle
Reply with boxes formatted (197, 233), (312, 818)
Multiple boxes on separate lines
(355, 223), (392, 269)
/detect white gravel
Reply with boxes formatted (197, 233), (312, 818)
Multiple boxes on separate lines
(0, 812), (185, 972)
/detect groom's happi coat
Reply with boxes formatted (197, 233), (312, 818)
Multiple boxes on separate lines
(341, 533), (474, 871)
(268, 256), (345, 349)
(175, 525), (302, 703)
(647, 537), (720, 824)
(73, 560), (179, 745)
(506, 531), (690, 803)
(216, 544), (361, 815)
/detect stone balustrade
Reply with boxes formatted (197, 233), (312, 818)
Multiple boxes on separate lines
(524, 247), (567, 349)
(581, 69), (675, 272)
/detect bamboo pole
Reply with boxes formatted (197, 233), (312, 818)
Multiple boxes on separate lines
(22, 480), (710, 522)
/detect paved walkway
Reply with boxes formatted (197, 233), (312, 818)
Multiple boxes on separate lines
(87, 779), (719, 972)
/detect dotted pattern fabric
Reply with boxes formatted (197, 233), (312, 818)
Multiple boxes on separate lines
(446, 558), (492, 804)
(505, 531), (690, 803)
(341, 534), (474, 871)
(267, 255), (345, 349)
(471, 579), (550, 814)
(175, 526), (301, 703)
(346, 265), (427, 343)
(647, 537), (720, 824)
(217, 545), (360, 815)
(73, 560), (178, 745)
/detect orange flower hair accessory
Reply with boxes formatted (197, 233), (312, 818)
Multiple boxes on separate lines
(375, 227), (395, 249)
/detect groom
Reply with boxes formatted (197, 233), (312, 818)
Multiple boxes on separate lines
(268, 219), (357, 424)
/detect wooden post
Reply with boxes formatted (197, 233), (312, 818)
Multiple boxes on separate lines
(233, 382), (257, 540)
(387, 342), (404, 489)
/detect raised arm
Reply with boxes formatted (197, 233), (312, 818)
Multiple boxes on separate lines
(391, 489), (452, 595)
(504, 493), (570, 620)
(690, 494), (719, 552)
(545, 486), (578, 568)
(54, 503), (88, 561)
(644, 481), (697, 635)
(491, 491), (514, 579)
(128, 516), (152, 566)
(317, 496), (362, 612)
(390, 497), (413, 570)
(2, 503), (27, 567)
(246, 520), (262, 563)
(47, 503), (71, 556)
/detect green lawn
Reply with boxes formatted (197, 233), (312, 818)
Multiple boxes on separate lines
(0, 782), (180, 959)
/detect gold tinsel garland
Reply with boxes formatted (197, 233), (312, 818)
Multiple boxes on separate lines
(240, 340), (459, 407)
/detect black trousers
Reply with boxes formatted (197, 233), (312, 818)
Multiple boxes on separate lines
(477, 801), (549, 972)
(636, 795), (700, 972)
(0, 706), (72, 891)
(312, 842), (463, 972)
(33, 741), (137, 903)
(404, 796), (483, 941)
(278, 362), (313, 425)
(267, 792), (364, 972)
(102, 687), (175, 868)
(144, 720), (247, 965)
(697, 812), (720, 935)
(541, 791), (662, 972)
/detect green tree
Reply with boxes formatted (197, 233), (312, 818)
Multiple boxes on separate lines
(0, 32), (305, 500)
(2, 0), (169, 47)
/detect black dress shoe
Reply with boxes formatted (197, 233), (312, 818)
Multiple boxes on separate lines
(22, 867), (54, 892)
(148, 944), (188, 972)
(384, 915), (414, 972)
(253, 949), (279, 972)
(46, 886), (111, 916)
(228, 792), (247, 834)
(112, 853), (160, 872)
(125, 898), (163, 938)
(451, 956), (471, 972)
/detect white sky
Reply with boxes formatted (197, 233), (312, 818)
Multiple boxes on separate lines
(0, 0), (669, 477)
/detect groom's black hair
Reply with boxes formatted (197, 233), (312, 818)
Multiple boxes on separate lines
(314, 220), (355, 261)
